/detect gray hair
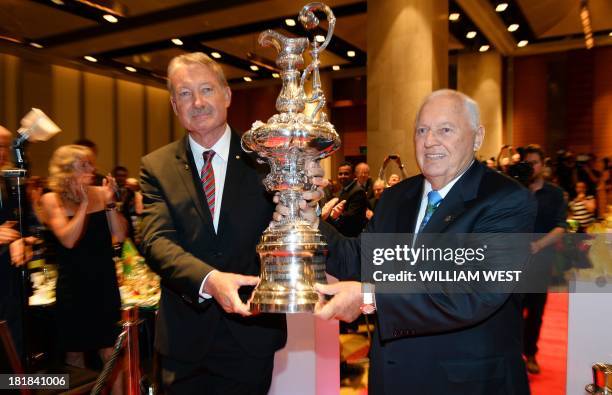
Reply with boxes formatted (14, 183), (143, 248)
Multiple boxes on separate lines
(416, 89), (481, 131)
(167, 52), (228, 94)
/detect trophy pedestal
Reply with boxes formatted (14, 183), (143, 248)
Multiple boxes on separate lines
(251, 221), (327, 314)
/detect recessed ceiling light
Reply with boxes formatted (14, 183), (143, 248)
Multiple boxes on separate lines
(609, 32), (612, 36)
(466, 31), (477, 39)
(211, 52), (221, 59)
(272, 73), (280, 78)
(103, 14), (118, 23)
(449, 13), (460, 21)
(84, 55), (97, 62)
(315, 35), (326, 43)
(51, 0), (64, 5)
(171, 38), (183, 46)
(347, 50), (356, 57)
(243, 76), (252, 82)
(479, 45), (490, 52)
(332, 65), (340, 71)
(507, 24), (519, 32)
(495, 3), (508, 12)
(285, 18), (296, 27)
(250, 65), (259, 71)
(517, 40), (528, 47)
(125, 66), (137, 72)
(30, 42), (43, 49)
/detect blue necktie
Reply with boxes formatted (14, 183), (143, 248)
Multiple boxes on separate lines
(418, 190), (442, 233)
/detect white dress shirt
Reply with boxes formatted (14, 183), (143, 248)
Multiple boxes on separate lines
(188, 124), (231, 301)
(413, 160), (474, 234)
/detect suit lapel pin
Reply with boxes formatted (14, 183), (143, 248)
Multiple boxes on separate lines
(444, 215), (453, 223)
(235, 155), (241, 160)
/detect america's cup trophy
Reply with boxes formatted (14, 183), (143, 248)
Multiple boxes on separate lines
(241, 2), (340, 313)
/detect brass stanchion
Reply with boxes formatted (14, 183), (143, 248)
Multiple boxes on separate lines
(122, 306), (142, 395)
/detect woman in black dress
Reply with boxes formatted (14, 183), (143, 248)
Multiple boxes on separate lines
(40, 145), (127, 376)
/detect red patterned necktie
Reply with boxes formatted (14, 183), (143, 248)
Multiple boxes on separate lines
(201, 150), (216, 217)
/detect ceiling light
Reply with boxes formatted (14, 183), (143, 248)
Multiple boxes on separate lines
(517, 40), (528, 47)
(272, 73), (280, 78)
(211, 52), (221, 59)
(507, 24), (519, 32)
(495, 3), (508, 12)
(30, 42), (43, 49)
(479, 45), (490, 52)
(466, 31), (477, 39)
(125, 66), (137, 72)
(250, 65), (259, 71)
(243, 76), (252, 82)
(609, 32), (612, 36)
(449, 13), (460, 21)
(84, 55), (97, 62)
(347, 50), (356, 57)
(171, 38), (183, 46)
(315, 35), (326, 43)
(285, 18), (296, 27)
(50, 0), (64, 5)
(103, 14), (118, 23)
(332, 65), (340, 71)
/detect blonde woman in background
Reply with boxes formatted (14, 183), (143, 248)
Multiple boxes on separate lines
(40, 145), (126, 392)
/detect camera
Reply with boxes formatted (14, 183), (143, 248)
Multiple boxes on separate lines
(507, 161), (533, 187)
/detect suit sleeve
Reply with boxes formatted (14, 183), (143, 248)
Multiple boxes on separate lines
(329, 188), (368, 236)
(139, 156), (214, 303)
(375, 187), (536, 340)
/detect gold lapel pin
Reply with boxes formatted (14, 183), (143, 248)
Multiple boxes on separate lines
(235, 155), (241, 160)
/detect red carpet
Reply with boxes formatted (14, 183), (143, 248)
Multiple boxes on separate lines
(528, 292), (568, 395)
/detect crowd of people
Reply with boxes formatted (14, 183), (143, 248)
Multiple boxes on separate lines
(0, 49), (610, 395)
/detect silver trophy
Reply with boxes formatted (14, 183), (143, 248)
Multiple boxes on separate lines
(241, 2), (340, 313)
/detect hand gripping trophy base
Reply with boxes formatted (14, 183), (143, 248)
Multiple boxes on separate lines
(250, 219), (327, 313)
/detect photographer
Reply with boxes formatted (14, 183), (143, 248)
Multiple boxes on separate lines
(377, 154), (408, 186)
(522, 144), (567, 374)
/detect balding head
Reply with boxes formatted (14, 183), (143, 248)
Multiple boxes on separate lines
(355, 162), (370, 185)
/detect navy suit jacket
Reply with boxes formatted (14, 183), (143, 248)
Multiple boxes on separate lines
(140, 131), (286, 362)
(321, 161), (536, 395)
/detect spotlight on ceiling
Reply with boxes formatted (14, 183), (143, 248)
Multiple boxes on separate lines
(347, 50), (356, 57)
(449, 13), (460, 21)
(211, 52), (221, 59)
(250, 65), (259, 71)
(285, 19), (296, 27)
(466, 31), (477, 39)
(517, 40), (528, 48)
(243, 76), (252, 82)
(479, 45), (490, 52)
(495, 3), (508, 12)
(103, 14), (118, 23)
(30, 42), (44, 49)
(171, 38), (183, 46)
(84, 55), (97, 62)
(507, 24), (519, 32)
(332, 65), (340, 71)
(272, 73), (280, 78)
(125, 66), (137, 72)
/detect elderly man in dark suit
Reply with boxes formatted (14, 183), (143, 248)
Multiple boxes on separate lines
(140, 52), (286, 395)
(279, 89), (536, 394)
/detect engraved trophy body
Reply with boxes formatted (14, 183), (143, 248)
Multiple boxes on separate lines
(241, 2), (340, 313)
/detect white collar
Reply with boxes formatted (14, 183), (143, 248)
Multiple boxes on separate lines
(188, 125), (231, 163)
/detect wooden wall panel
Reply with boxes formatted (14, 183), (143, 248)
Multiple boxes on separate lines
(21, 59), (53, 176)
(52, 65), (80, 148)
(117, 80), (144, 177)
(145, 86), (171, 153)
(84, 72), (115, 174)
(1, 54), (20, 132)
(593, 46), (612, 159)
(513, 56), (548, 149)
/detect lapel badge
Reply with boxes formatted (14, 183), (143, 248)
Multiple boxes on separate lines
(235, 155), (241, 160)
(444, 215), (453, 223)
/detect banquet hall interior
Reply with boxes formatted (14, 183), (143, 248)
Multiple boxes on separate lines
(0, 0), (611, 394)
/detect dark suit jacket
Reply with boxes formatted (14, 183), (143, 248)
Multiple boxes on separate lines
(140, 131), (286, 362)
(321, 161), (536, 395)
(328, 179), (368, 237)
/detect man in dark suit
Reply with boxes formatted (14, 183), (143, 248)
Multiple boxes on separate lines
(283, 90), (536, 394)
(140, 52), (286, 395)
(326, 162), (368, 237)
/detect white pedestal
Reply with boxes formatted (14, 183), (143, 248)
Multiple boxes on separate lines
(269, 314), (339, 395)
(566, 277), (612, 394)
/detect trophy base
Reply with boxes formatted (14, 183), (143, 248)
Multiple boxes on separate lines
(250, 290), (321, 313)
